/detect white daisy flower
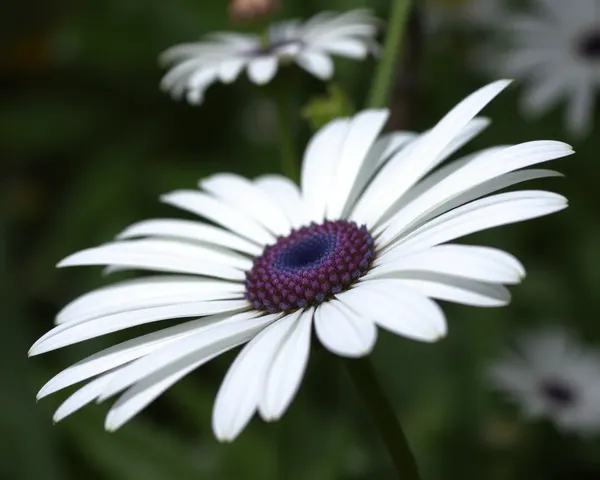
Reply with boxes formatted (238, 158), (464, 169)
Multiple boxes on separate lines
(159, 9), (379, 105)
(30, 80), (572, 442)
(428, 0), (505, 31)
(482, 0), (600, 136)
(488, 327), (600, 434)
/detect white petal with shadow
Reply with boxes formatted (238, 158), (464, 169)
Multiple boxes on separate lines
(213, 311), (300, 442)
(336, 282), (447, 342)
(56, 276), (244, 326)
(200, 173), (292, 236)
(254, 175), (312, 228)
(161, 190), (274, 245)
(98, 312), (275, 403)
(30, 299), (249, 355)
(370, 245), (525, 284)
(259, 309), (313, 420)
(117, 219), (262, 256)
(392, 272), (511, 307)
(314, 300), (377, 357)
(38, 313), (238, 398)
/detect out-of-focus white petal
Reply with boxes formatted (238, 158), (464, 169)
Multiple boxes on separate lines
(247, 56), (278, 84)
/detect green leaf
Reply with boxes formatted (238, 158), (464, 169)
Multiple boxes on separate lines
(301, 84), (355, 131)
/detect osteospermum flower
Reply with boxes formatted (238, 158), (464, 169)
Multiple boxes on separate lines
(160, 9), (379, 105)
(480, 0), (600, 136)
(30, 80), (572, 442)
(488, 327), (600, 434)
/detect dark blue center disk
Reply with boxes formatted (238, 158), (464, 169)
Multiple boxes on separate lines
(540, 379), (576, 408)
(577, 30), (600, 59)
(245, 220), (375, 313)
(275, 235), (333, 272)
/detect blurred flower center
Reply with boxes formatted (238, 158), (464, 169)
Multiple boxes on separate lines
(254, 38), (302, 56)
(245, 220), (375, 313)
(576, 28), (600, 60)
(539, 378), (576, 408)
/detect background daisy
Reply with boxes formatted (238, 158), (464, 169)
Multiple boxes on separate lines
(488, 327), (600, 434)
(160, 9), (379, 104)
(479, 0), (600, 136)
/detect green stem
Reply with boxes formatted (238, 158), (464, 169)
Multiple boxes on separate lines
(275, 99), (300, 183)
(345, 357), (422, 480)
(367, 0), (413, 109)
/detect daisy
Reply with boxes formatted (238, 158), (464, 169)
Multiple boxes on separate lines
(30, 80), (572, 442)
(159, 9), (379, 105)
(488, 327), (600, 434)
(481, 0), (600, 136)
(427, 0), (505, 31)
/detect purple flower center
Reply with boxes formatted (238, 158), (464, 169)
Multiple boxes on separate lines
(539, 378), (576, 408)
(245, 220), (375, 313)
(577, 29), (600, 60)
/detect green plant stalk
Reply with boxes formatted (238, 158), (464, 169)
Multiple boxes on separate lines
(345, 357), (422, 480)
(367, 0), (413, 109)
(275, 98), (300, 183)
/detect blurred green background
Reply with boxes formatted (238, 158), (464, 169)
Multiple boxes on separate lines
(3, 0), (600, 479)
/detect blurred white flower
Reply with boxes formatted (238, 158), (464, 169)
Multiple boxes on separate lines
(480, 0), (600, 136)
(30, 80), (571, 442)
(159, 10), (379, 105)
(427, 0), (505, 32)
(488, 327), (600, 434)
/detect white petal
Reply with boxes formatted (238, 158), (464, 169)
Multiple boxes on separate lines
(566, 78), (594, 137)
(117, 219), (262, 256)
(383, 168), (563, 242)
(104, 332), (251, 433)
(53, 371), (119, 423)
(187, 66), (220, 91)
(29, 300), (249, 355)
(433, 117), (491, 167)
(106, 354), (209, 431)
(395, 273), (511, 307)
(371, 244), (525, 284)
(99, 312), (276, 403)
(314, 300), (377, 357)
(373, 132), (418, 169)
(161, 190), (274, 245)
(351, 80), (512, 226)
(247, 56), (278, 85)
(218, 58), (247, 83)
(337, 282), (447, 342)
(212, 311), (300, 442)
(325, 109), (389, 219)
(300, 118), (350, 221)
(378, 141), (572, 246)
(319, 38), (369, 58)
(295, 50), (334, 80)
(208, 32), (261, 48)
(343, 132), (417, 213)
(37, 315), (233, 398)
(259, 309), (313, 421)
(374, 145), (509, 230)
(254, 175), (312, 228)
(56, 276), (244, 326)
(391, 190), (567, 254)
(522, 70), (568, 116)
(57, 239), (248, 280)
(200, 173), (291, 235)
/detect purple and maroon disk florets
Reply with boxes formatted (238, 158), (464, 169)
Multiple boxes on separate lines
(245, 220), (375, 313)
